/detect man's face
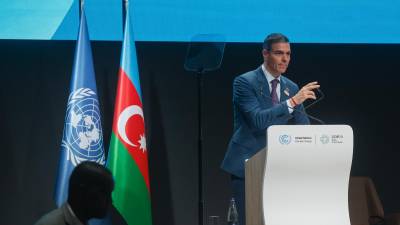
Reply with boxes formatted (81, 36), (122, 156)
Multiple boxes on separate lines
(263, 42), (291, 76)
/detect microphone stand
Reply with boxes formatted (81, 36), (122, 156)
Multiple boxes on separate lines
(196, 68), (205, 225)
(183, 34), (225, 225)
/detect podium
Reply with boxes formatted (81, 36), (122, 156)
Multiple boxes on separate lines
(245, 125), (353, 225)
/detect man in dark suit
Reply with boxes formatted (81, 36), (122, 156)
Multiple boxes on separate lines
(221, 33), (320, 225)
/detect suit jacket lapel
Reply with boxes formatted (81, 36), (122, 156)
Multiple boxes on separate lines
(280, 76), (291, 102)
(256, 67), (292, 104)
(255, 67), (270, 99)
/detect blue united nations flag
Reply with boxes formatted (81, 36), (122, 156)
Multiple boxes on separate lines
(55, 8), (105, 207)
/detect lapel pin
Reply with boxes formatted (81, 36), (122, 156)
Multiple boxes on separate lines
(284, 88), (290, 96)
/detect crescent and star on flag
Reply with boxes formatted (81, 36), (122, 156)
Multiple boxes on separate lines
(117, 105), (147, 153)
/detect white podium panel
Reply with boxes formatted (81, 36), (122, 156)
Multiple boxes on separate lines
(263, 125), (353, 225)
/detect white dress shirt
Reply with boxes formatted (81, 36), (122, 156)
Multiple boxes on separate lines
(261, 64), (294, 113)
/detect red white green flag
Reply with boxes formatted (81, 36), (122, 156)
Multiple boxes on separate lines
(107, 8), (152, 225)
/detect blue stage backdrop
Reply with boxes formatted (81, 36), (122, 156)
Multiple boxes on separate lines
(0, 0), (122, 41)
(0, 0), (399, 43)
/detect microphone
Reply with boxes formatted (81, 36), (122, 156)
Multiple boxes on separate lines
(259, 86), (325, 124)
(304, 88), (325, 110)
(300, 88), (325, 124)
(293, 106), (325, 125)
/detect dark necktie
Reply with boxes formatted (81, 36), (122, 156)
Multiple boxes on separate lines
(270, 79), (279, 105)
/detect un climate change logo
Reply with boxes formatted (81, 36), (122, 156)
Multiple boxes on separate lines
(279, 135), (291, 145)
(61, 88), (105, 166)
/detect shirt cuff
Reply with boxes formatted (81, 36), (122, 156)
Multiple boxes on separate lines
(286, 99), (294, 114)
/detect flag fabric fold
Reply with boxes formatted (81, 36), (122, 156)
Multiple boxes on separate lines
(55, 9), (105, 207)
(107, 8), (152, 225)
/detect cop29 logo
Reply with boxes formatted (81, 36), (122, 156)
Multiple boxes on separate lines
(320, 135), (330, 144)
(279, 135), (291, 145)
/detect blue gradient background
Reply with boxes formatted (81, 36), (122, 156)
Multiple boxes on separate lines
(0, 0), (399, 43)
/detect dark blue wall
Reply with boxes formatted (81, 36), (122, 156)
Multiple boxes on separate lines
(1, 41), (399, 225)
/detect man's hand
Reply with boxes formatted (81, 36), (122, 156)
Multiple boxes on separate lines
(292, 81), (320, 105)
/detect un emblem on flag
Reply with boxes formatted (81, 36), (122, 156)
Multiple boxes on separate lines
(61, 88), (105, 166)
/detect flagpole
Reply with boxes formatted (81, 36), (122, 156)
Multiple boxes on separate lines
(123, 0), (128, 30)
(79, 0), (83, 18)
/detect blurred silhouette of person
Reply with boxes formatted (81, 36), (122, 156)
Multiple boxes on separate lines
(35, 161), (114, 225)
